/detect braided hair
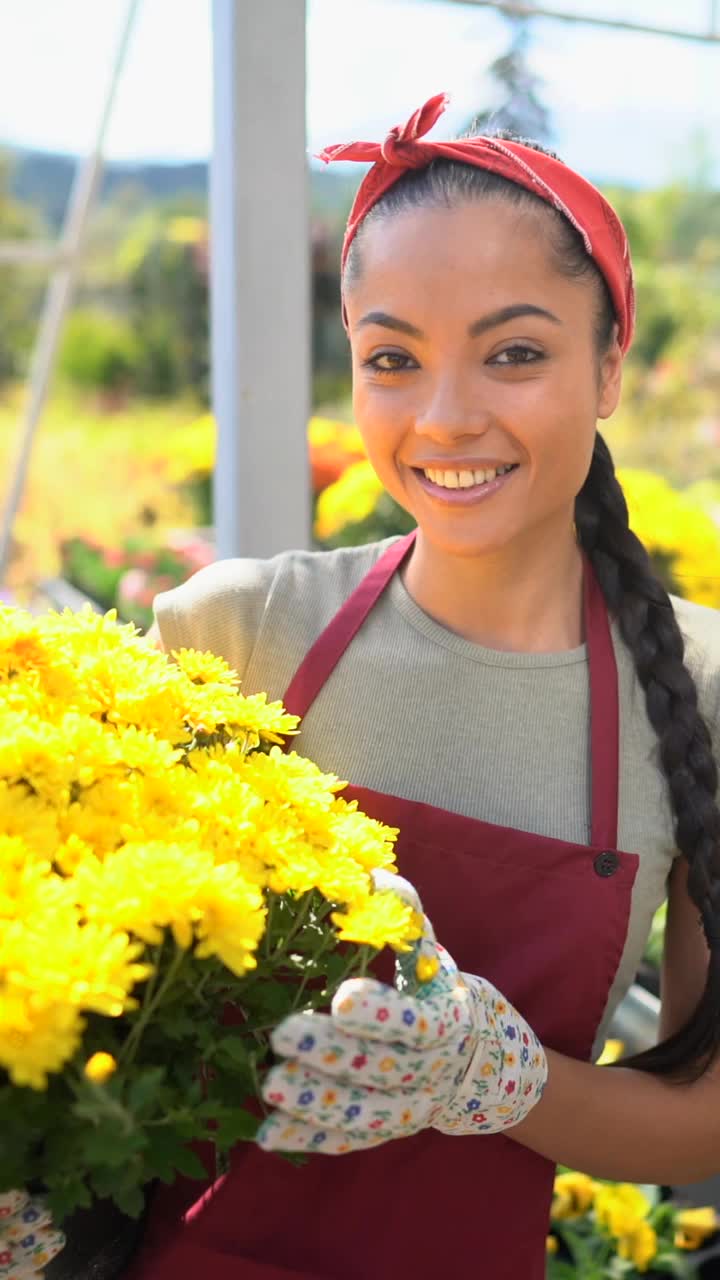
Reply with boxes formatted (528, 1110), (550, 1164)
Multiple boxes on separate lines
(344, 138), (720, 1084)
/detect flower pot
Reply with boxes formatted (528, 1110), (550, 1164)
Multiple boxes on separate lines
(43, 1194), (149, 1280)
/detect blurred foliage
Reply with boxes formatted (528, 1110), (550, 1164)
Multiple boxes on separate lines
(0, 154), (46, 383)
(0, 389), (200, 597)
(58, 308), (138, 393)
(60, 530), (214, 632)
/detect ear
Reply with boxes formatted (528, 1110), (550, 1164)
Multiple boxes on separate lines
(597, 327), (623, 420)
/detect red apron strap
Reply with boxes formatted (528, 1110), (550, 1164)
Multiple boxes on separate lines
(282, 532), (417, 722)
(584, 560), (619, 850)
(281, 531), (619, 851)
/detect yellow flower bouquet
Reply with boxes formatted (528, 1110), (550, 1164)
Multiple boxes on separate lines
(0, 605), (421, 1223)
(547, 1169), (718, 1277)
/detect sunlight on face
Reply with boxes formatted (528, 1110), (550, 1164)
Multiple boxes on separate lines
(345, 200), (622, 560)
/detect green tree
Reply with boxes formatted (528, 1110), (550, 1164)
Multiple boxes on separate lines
(466, 10), (552, 144)
(0, 151), (46, 385)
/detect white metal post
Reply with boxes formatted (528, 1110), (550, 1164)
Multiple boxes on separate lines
(210, 0), (311, 559)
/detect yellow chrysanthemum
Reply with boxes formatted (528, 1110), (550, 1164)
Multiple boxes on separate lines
(170, 647), (241, 688)
(332, 890), (423, 952)
(0, 603), (413, 1090)
(84, 1052), (118, 1084)
(193, 863), (266, 976)
(551, 1172), (597, 1220)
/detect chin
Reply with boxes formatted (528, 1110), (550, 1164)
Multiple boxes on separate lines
(414, 520), (518, 560)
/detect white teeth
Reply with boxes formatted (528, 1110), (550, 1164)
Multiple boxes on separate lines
(422, 464), (515, 489)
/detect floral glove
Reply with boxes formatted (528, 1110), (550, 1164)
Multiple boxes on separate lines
(0, 1191), (65, 1280)
(257, 874), (547, 1154)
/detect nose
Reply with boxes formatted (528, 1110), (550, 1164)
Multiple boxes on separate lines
(413, 376), (491, 444)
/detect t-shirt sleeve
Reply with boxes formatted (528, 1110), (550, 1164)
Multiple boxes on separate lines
(152, 556), (279, 681)
(672, 594), (720, 752)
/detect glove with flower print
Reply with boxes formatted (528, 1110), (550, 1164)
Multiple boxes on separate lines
(257, 874), (547, 1154)
(0, 1191), (65, 1280)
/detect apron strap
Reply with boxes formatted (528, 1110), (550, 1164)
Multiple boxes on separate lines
(282, 532), (417, 721)
(584, 562), (619, 850)
(282, 530), (619, 851)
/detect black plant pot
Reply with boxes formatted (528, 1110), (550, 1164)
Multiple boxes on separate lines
(42, 1194), (149, 1280)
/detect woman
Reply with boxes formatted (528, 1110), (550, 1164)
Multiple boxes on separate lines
(5, 93), (720, 1280)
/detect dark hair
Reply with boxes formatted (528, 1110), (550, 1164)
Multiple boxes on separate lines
(345, 137), (720, 1084)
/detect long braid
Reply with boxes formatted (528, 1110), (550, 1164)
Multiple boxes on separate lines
(576, 432), (720, 1082)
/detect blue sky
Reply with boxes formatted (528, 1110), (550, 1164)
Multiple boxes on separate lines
(0, 0), (717, 187)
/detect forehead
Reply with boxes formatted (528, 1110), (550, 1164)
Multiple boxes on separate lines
(347, 200), (581, 316)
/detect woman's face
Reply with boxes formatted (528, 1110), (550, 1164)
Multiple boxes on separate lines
(345, 200), (623, 560)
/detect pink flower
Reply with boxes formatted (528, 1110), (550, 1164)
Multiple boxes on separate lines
(352, 1054), (368, 1070)
(369, 1119), (384, 1129)
(268, 1092), (285, 1104)
(376, 1008), (390, 1023)
(505, 1080), (516, 1095)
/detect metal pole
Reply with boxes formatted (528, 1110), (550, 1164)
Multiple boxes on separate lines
(445, 0), (720, 43)
(210, 0), (311, 559)
(0, 243), (70, 267)
(0, 0), (143, 582)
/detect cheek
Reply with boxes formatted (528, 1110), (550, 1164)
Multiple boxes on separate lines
(352, 383), (407, 459)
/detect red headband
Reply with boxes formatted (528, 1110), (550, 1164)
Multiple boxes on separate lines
(318, 93), (635, 353)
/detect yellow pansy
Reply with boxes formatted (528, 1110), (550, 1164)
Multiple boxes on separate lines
(675, 1206), (718, 1250)
(595, 1183), (651, 1237)
(615, 1218), (658, 1273)
(552, 1172), (597, 1220)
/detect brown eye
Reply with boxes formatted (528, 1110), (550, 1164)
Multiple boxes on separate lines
(363, 352), (416, 374)
(490, 346), (544, 366)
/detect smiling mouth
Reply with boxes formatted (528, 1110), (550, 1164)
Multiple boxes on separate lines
(413, 463), (519, 490)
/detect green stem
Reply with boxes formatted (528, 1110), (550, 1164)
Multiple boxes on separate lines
(120, 942), (186, 1068)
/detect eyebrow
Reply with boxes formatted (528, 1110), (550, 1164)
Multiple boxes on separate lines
(356, 304), (562, 339)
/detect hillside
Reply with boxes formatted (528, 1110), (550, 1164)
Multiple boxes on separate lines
(3, 145), (358, 231)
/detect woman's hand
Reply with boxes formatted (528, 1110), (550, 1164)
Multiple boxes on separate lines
(257, 876), (547, 1154)
(0, 1191), (65, 1280)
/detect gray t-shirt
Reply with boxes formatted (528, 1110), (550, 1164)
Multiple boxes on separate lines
(153, 537), (720, 1059)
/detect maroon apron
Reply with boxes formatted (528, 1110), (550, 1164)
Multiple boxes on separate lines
(128, 531), (638, 1280)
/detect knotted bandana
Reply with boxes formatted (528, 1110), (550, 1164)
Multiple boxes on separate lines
(318, 93), (635, 353)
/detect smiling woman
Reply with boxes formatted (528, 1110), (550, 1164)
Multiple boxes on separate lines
(114, 94), (720, 1280)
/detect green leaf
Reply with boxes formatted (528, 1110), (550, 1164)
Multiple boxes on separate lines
(213, 1107), (262, 1148)
(144, 1128), (207, 1184)
(129, 1066), (166, 1113)
(546, 1261), (580, 1279)
(112, 1183), (147, 1219)
(46, 1177), (93, 1223)
(172, 1145), (210, 1180)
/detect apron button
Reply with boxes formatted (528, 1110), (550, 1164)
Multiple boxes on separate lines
(594, 850), (620, 877)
